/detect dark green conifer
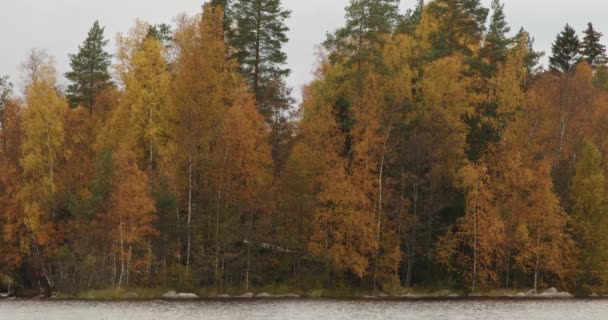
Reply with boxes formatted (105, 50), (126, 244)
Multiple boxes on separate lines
(425, 0), (489, 60)
(324, 0), (400, 68)
(580, 22), (607, 68)
(397, 0), (425, 35)
(230, 0), (292, 121)
(549, 24), (581, 72)
(482, 0), (511, 69)
(65, 20), (112, 115)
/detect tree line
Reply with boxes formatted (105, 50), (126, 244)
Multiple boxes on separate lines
(1, 0), (608, 296)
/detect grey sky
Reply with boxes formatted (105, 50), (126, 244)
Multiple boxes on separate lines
(1, 0), (607, 100)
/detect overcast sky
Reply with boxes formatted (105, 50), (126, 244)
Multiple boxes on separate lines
(1, 0), (607, 100)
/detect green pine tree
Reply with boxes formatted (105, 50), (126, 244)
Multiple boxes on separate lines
(65, 20), (112, 115)
(580, 22), (607, 68)
(397, 0), (424, 35)
(324, 0), (401, 68)
(230, 0), (292, 121)
(147, 23), (173, 48)
(481, 0), (511, 71)
(549, 24), (581, 72)
(424, 0), (489, 60)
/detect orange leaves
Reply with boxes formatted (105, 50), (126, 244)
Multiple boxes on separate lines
(458, 164), (506, 288)
(109, 145), (157, 244)
(310, 165), (376, 278)
(221, 87), (272, 203)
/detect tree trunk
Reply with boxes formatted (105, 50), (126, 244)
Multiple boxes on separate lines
(534, 210), (542, 293)
(118, 219), (125, 290)
(245, 209), (254, 290)
(126, 245), (132, 286)
(406, 172), (419, 288)
(472, 198), (478, 292)
(245, 242), (251, 290)
(215, 145), (229, 286)
(187, 154), (193, 270)
(112, 245), (116, 286)
(147, 238), (153, 283)
(176, 208), (181, 264)
(373, 118), (392, 290)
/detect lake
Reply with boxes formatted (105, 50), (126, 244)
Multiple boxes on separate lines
(1, 299), (607, 320)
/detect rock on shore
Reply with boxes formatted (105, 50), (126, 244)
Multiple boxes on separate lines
(512, 287), (573, 299)
(161, 291), (199, 299)
(238, 292), (254, 298)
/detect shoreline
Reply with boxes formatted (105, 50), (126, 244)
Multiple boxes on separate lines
(2, 296), (608, 302)
(3, 288), (606, 301)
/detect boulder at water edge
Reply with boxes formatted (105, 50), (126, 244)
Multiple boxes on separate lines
(162, 291), (198, 299)
(176, 293), (199, 299)
(538, 288), (572, 298)
(256, 293), (272, 298)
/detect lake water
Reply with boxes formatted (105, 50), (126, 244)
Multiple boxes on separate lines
(1, 299), (607, 320)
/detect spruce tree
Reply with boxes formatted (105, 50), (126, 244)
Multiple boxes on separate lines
(549, 24), (581, 72)
(482, 0), (511, 68)
(325, 0), (400, 67)
(65, 20), (112, 115)
(397, 0), (425, 35)
(230, 0), (292, 121)
(580, 22), (607, 68)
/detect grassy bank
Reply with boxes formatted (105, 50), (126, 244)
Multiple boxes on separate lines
(54, 286), (532, 300)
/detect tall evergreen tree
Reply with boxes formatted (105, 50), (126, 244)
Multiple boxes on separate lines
(482, 0), (511, 69)
(325, 0), (400, 67)
(549, 24), (581, 72)
(65, 21), (112, 115)
(580, 22), (607, 68)
(230, 0), (292, 121)
(422, 0), (489, 60)
(397, 0), (424, 35)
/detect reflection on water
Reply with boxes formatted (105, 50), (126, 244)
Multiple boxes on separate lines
(1, 299), (607, 320)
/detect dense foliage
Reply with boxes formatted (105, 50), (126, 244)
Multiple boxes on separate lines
(1, 0), (608, 296)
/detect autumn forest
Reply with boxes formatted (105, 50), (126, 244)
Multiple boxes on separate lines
(1, 0), (608, 297)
